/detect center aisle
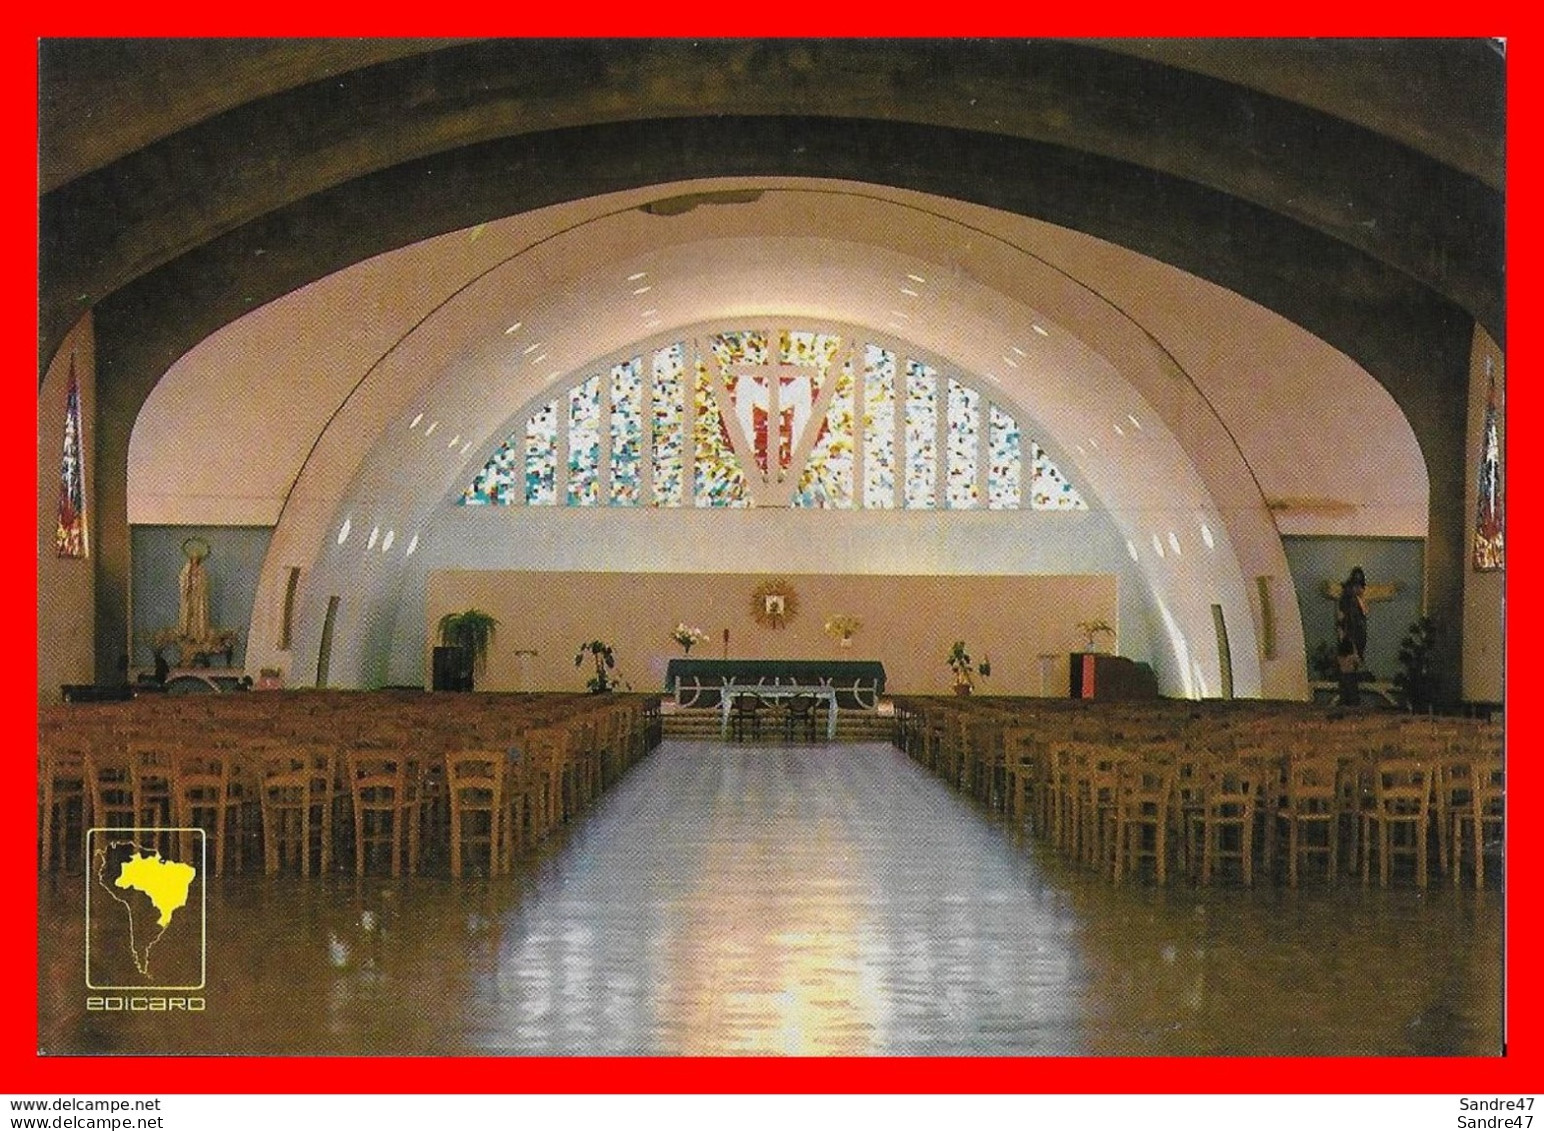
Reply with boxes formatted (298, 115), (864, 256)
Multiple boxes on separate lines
(474, 738), (1086, 1055)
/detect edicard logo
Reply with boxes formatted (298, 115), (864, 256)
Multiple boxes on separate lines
(85, 828), (206, 996)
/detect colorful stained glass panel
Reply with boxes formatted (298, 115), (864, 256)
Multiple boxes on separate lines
(651, 344), (686, 506)
(904, 360), (937, 508)
(693, 360), (749, 506)
(987, 405), (1021, 509)
(610, 358), (643, 505)
(523, 402), (558, 505)
(1031, 442), (1087, 510)
(945, 378), (980, 509)
(795, 361), (856, 507)
(862, 346), (896, 508)
(54, 362), (87, 557)
(1474, 359), (1504, 570)
(567, 375), (602, 505)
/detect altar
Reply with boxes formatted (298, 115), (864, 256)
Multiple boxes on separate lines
(719, 684), (841, 740)
(665, 658), (886, 710)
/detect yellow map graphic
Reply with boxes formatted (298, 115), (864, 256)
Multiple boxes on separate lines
(93, 842), (197, 977)
(115, 852), (196, 928)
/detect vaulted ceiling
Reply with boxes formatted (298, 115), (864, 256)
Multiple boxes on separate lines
(38, 38), (1505, 689)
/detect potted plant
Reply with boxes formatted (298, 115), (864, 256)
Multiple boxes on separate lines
(435, 609), (500, 691)
(576, 639), (627, 693)
(1076, 619), (1116, 652)
(1392, 616), (1440, 713)
(946, 640), (991, 696)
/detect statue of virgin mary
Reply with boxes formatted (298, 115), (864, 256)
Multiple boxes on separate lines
(178, 537), (212, 642)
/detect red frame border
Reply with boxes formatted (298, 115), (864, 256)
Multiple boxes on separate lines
(11, 17), (1532, 1096)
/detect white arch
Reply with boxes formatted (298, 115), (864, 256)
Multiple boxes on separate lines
(128, 177), (1427, 697)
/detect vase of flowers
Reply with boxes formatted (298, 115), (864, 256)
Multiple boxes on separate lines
(824, 614), (861, 648)
(671, 623), (707, 655)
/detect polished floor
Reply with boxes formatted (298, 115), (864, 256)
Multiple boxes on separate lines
(39, 739), (1503, 1056)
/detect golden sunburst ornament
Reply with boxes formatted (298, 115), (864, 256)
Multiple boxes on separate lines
(751, 578), (798, 629)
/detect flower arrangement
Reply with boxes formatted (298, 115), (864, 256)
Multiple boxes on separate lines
(824, 614), (862, 644)
(151, 626), (241, 665)
(670, 623), (707, 654)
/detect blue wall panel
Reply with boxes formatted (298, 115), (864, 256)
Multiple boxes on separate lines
(1281, 535), (1424, 685)
(130, 525), (273, 668)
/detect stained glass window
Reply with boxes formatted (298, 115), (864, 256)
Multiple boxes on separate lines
(1032, 441), (1086, 510)
(524, 403), (558, 505)
(987, 405), (1021, 510)
(1473, 357), (1504, 570)
(692, 359), (749, 506)
(903, 361), (938, 509)
(862, 346), (897, 509)
(459, 329), (1083, 515)
(795, 359), (856, 507)
(651, 344), (686, 506)
(55, 360), (87, 558)
(945, 379), (980, 509)
(610, 358), (643, 505)
(566, 375), (602, 505)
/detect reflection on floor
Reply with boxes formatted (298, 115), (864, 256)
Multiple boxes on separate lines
(39, 740), (1502, 1056)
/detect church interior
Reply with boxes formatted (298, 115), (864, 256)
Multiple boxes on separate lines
(36, 39), (1506, 1070)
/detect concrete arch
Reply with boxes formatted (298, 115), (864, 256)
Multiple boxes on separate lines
(43, 40), (1496, 697)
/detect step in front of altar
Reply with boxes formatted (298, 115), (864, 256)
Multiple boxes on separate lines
(662, 705), (892, 741)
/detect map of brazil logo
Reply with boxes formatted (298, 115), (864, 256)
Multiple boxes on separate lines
(85, 829), (206, 992)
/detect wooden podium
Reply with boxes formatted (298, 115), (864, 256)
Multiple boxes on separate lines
(1069, 652), (1159, 700)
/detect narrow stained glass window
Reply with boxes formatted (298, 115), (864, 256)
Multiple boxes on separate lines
(610, 357), (643, 505)
(1474, 357), (1504, 570)
(651, 344), (686, 506)
(862, 345), (896, 508)
(988, 405), (1021, 509)
(1032, 442), (1087, 510)
(523, 402), (558, 505)
(693, 359), (749, 506)
(904, 360), (937, 508)
(567, 375), (602, 505)
(945, 378), (980, 509)
(55, 361), (87, 557)
(795, 359), (856, 507)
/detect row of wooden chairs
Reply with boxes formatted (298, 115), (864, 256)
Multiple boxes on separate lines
(39, 692), (664, 879)
(892, 695), (1503, 888)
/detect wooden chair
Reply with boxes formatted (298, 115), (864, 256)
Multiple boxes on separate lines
(1198, 758), (1263, 886)
(729, 694), (764, 741)
(1272, 754), (1340, 886)
(1112, 756), (1174, 883)
(1001, 727), (1040, 830)
(83, 749), (138, 837)
(128, 742), (178, 851)
(1361, 758), (1432, 887)
(444, 749), (509, 878)
(171, 748), (246, 876)
(39, 740), (89, 873)
(1451, 759), (1503, 888)
(1069, 743), (1122, 875)
(345, 751), (421, 877)
(258, 747), (336, 876)
(783, 695), (819, 743)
